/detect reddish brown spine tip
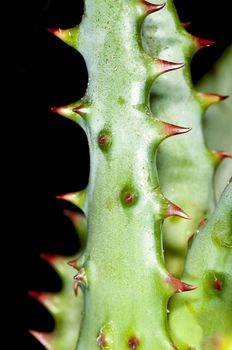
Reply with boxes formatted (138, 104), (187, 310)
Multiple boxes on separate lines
(167, 202), (191, 220)
(198, 218), (208, 229)
(193, 35), (214, 48)
(156, 59), (185, 74)
(40, 253), (59, 265)
(28, 291), (46, 303)
(128, 336), (140, 349)
(213, 278), (223, 291)
(167, 275), (197, 293)
(182, 21), (191, 29)
(142, 1), (165, 14)
(198, 92), (229, 107)
(29, 330), (53, 350)
(162, 121), (191, 138)
(68, 259), (79, 269)
(97, 333), (108, 348)
(56, 192), (75, 201)
(212, 150), (232, 160)
(47, 28), (62, 38)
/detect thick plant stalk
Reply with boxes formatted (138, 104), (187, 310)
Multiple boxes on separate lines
(169, 181), (232, 350)
(143, 0), (231, 276)
(29, 1), (232, 350)
(46, 1), (196, 349)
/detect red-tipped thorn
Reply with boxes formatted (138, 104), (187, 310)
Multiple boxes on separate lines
(167, 202), (191, 220)
(142, 1), (165, 14)
(56, 192), (76, 201)
(161, 121), (191, 138)
(212, 150), (232, 161)
(156, 59), (185, 74)
(29, 330), (53, 350)
(182, 21), (191, 29)
(40, 253), (59, 266)
(28, 291), (47, 304)
(68, 259), (79, 270)
(193, 35), (214, 48)
(167, 275), (197, 293)
(198, 92), (228, 107)
(47, 28), (63, 39)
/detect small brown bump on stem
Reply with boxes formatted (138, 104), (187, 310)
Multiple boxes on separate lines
(128, 336), (140, 349)
(213, 278), (223, 291)
(98, 135), (108, 145)
(125, 192), (135, 204)
(97, 333), (108, 348)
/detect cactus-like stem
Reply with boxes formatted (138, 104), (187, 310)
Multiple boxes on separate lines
(169, 181), (232, 350)
(47, 1), (196, 349)
(143, 0), (231, 276)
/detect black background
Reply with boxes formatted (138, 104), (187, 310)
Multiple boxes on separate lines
(11, 0), (231, 348)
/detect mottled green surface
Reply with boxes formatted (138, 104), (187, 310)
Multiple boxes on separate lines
(144, 0), (223, 276)
(197, 46), (232, 199)
(169, 182), (232, 350)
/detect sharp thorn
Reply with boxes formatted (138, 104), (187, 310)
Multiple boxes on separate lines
(29, 330), (53, 350)
(193, 35), (214, 48)
(161, 121), (191, 138)
(167, 202), (191, 220)
(155, 59), (185, 75)
(142, 1), (166, 14)
(167, 275), (197, 293)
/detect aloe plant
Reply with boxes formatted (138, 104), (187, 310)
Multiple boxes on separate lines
(28, 1), (231, 349)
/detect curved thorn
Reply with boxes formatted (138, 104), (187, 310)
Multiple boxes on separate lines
(29, 330), (53, 350)
(56, 190), (87, 212)
(155, 59), (185, 75)
(212, 150), (232, 160)
(161, 121), (191, 138)
(40, 253), (59, 266)
(167, 202), (192, 220)
(198, 92), (228, 108)
(28, 291), (46, 303)
(167, 275), (197, 293)
(193, 35), (214, 49)
(142, 1), (166, 14)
